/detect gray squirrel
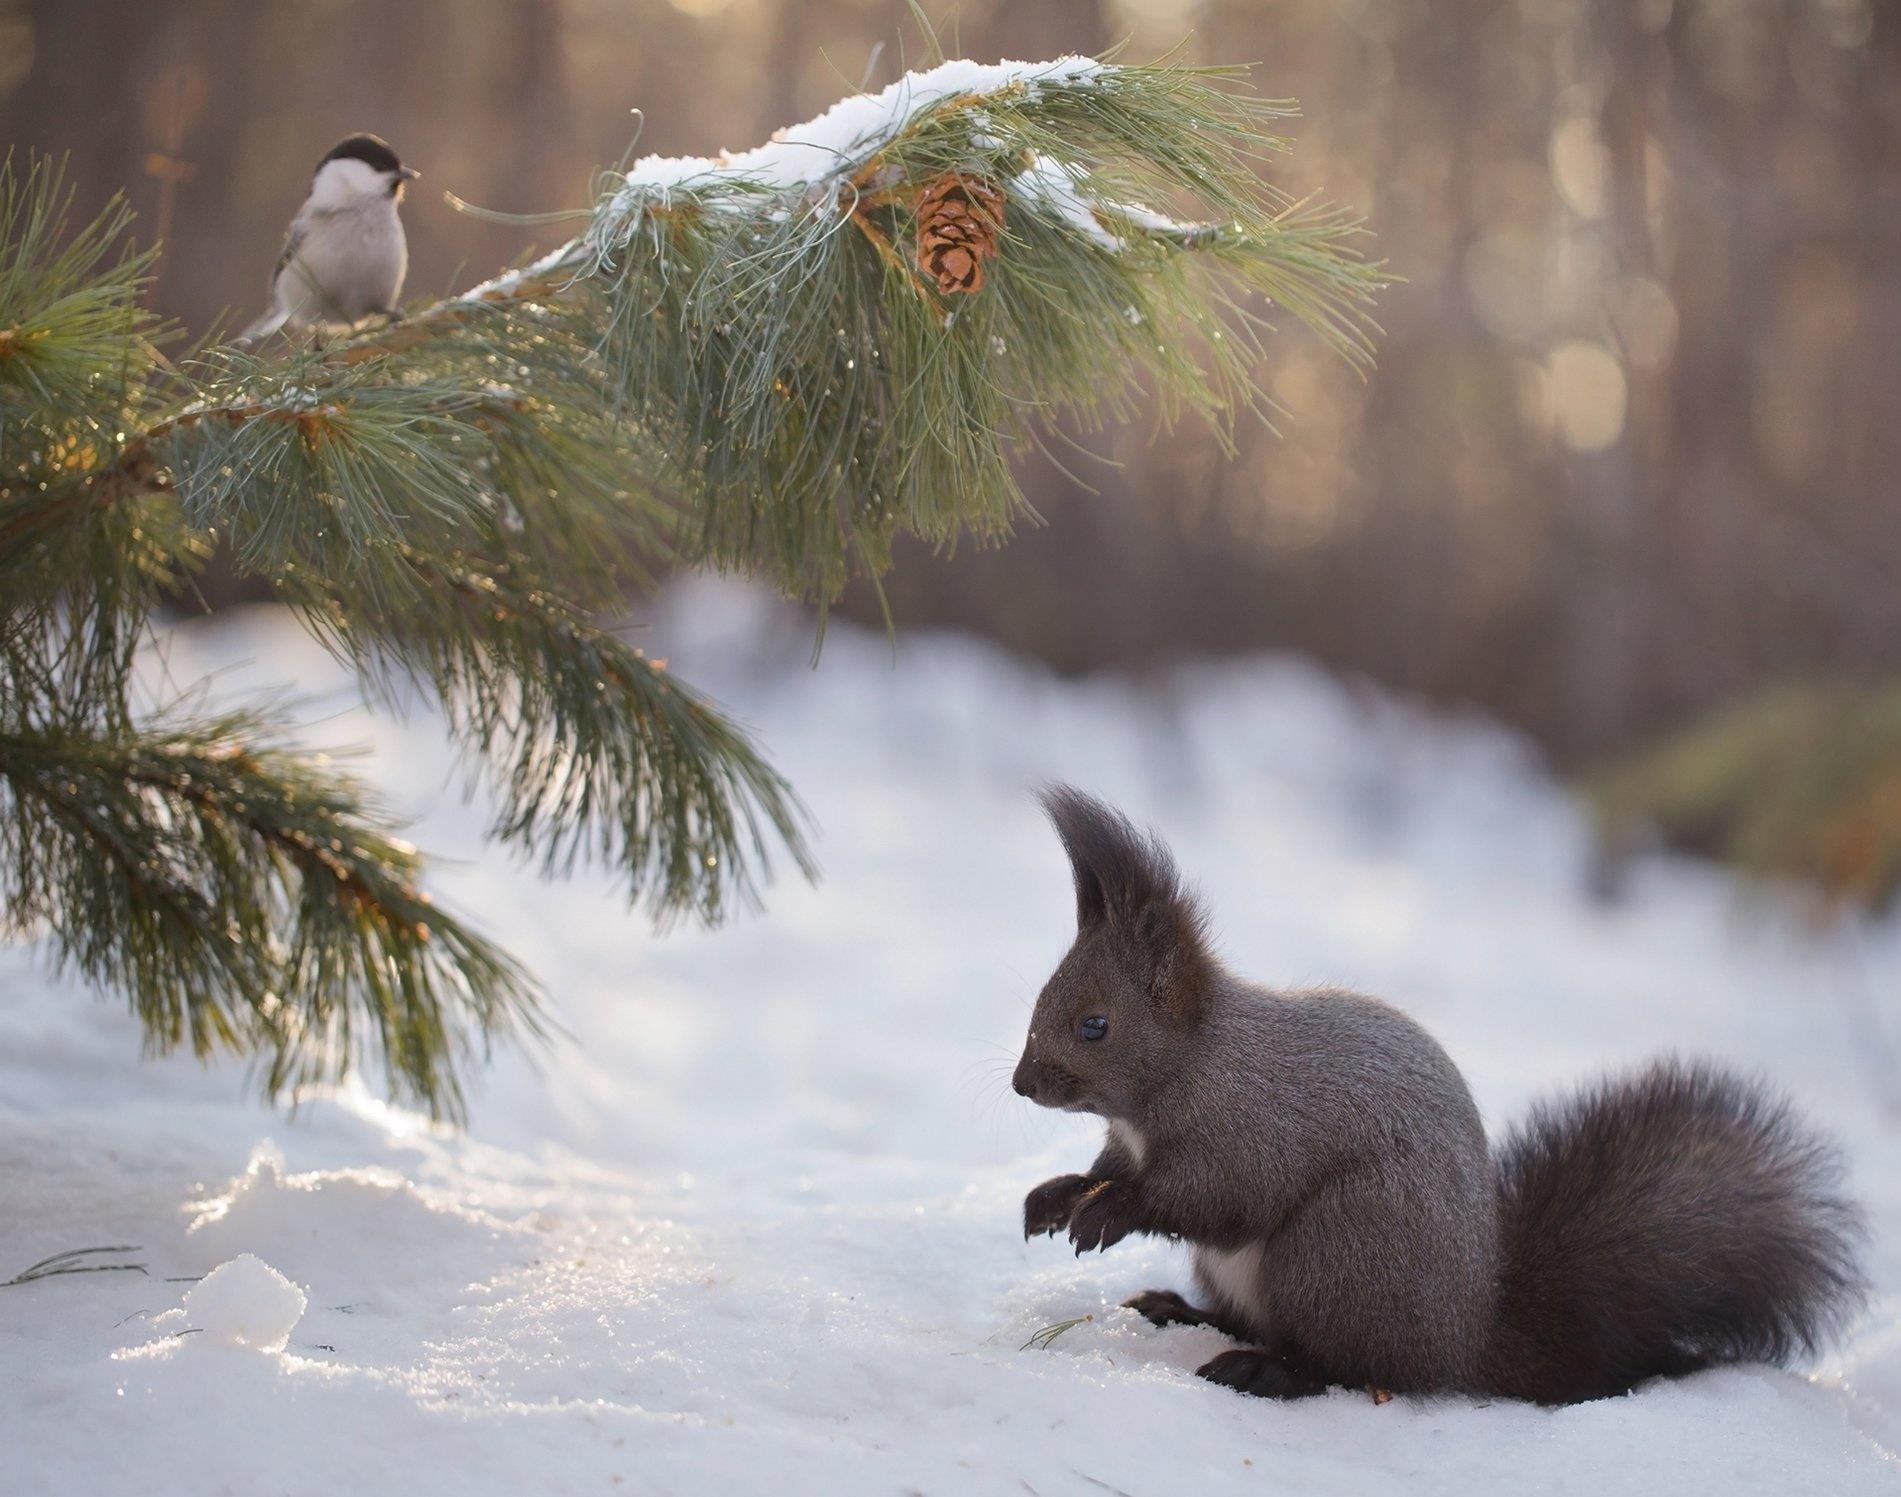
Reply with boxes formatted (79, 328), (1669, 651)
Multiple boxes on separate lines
(1012, 787), (1867, 1403)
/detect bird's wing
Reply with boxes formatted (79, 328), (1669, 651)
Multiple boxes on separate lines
(272, 217), (309, 292)
(236, 215), (311, 345)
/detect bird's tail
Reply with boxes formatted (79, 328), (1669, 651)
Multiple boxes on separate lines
(236, 306), (291, 346)
(1486, 1058), (1866, 1403)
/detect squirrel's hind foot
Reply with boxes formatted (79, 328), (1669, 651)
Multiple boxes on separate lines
(1197, 1347), (1329, 1400)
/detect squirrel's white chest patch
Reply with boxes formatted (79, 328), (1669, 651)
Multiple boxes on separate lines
(1194, 1241), (1268, 1321)
(1110, 1119), (1147, 1168)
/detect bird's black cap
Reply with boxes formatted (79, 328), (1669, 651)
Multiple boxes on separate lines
(317, 133), (406, 177)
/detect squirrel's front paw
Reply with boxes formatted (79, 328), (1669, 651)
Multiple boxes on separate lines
(1068, 1179), (1142, 1255)
(1023, 1173), (1092, 1239)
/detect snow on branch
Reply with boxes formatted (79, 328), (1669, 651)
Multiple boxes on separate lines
(613, 56), (1105, 198)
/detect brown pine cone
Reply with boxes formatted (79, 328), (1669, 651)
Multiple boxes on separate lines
(916, 174), (1006, 296)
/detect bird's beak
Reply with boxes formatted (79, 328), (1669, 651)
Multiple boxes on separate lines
(399, 166), (421, 181)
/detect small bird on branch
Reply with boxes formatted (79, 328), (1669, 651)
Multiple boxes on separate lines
(239, 133), (419, 344)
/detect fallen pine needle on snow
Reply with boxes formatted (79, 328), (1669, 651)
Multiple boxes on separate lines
(1, 1245), (147, 1287)
(1021, 1314), (1093, 1351)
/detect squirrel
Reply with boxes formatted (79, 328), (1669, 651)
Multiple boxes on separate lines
(1012, 787), (1867, 1404)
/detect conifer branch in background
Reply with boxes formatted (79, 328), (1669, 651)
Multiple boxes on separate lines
(1593, 682), (1901, 918)
(0, 52), (1382, 1119)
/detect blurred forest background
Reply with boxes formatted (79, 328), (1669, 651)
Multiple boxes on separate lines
(6, 0), (1900, 903)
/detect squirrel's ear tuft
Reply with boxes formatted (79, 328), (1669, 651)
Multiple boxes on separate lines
(1040, 785), (1146, 928)
(1038, 785), (1213, 1021)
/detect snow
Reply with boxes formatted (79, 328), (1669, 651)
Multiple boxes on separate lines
(614, 57), (1102, 197)
(2, 578), (1899, 1494)
(1008, 153), (1198, 251)
(1013, 155), (1121, 249)
(456, 242), (587, 305)
(171, 1254), (307, 1352)
(471, 60), (1191, 299)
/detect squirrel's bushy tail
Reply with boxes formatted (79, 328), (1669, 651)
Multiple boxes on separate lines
(1487, 1058), (1866, 1404)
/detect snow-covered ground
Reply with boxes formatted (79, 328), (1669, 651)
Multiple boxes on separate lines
(4, 582), (1898, 1495)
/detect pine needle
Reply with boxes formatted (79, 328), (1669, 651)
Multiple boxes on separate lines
(1, 1245), (148, 1287)
(1021, 1313), (1094, 1350)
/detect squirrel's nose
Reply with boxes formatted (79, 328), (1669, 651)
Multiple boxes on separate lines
(1011, 1056), (1035, 1098)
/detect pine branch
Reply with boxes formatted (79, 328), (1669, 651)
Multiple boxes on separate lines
(0, 52), (1387, 1121)
(0, 711), (538, 1120)
(0, 154), (167, 434)
(334, 243), (592, 364)
(0, 154), (178, 588)
(574, 56), (1386, 595)
(281, 545), (815, 922)
(20, 58), (1384, 602)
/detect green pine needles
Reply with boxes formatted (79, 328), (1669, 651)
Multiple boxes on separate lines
(0, 53), (1383, 1120)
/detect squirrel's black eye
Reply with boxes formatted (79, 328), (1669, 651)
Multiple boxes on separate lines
(1079, 1015), (1108, 1042)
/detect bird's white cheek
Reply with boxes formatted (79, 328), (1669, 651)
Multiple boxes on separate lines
(309, 157), (391, 207)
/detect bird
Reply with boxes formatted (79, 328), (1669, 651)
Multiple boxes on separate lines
(238, 133), (420, 345)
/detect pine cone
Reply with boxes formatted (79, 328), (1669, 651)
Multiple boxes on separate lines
(916, 173), (1006, 296)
